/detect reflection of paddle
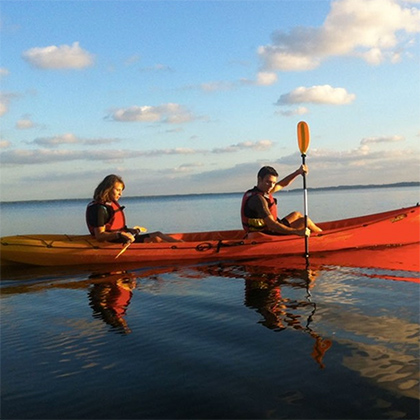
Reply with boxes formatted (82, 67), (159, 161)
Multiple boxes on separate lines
(115, 226), (147, 259)
(297, 121), (310, 259)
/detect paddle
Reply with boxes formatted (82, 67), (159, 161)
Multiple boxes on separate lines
(115, 226), (147, 259)
(297, 121), (310, 259)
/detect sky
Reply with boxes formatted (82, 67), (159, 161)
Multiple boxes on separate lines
(1, 0), (419, 202)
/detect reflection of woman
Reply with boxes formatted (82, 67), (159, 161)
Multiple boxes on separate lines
(88, 274), (136, 334)
(86, 174), (179, 243)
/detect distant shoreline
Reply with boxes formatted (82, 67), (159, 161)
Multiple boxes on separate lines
(1, 181), (419, 205)
(297, 181), (420, 192)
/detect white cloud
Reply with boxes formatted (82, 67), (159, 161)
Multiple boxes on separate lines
(273, 144), (420, 187)
(0, 92), (19, 116)
(361, 135), (405, 145)
(32, 133), (79, 147)
(16, 118), (37, 130)
(277, 144), (418, 169)
(0, 68), (10, 77)
(0, 101), (8, 116)
(109, 103), (197, 124)
(277, 85), (356, 105)
(200, 81), (236, 92)
(182, 81), (237, 92)
(168, 162), (205, 174)
(258, 45), (321, 72)
(258, 0), (420, 71)
(22, 42), (94, 70)
(212, 140), (273, 153)
(31, 133), (121, 148)
(240, 71), (279, 86)
(1, 140), (273, 165)
(256, 72), (278, 86)
(0, 140), (11, 149)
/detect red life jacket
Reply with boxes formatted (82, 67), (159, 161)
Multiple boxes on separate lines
(241, 187), (278, 232)
(86, 200), (127, 236)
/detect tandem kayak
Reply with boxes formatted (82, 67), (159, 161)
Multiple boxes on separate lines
(1, 205), (419, 267)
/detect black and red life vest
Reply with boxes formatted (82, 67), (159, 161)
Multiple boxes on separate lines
(86, 200), (127, 236)
(240, 187), (278, 232)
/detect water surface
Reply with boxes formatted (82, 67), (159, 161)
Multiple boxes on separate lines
(1, 187), (419, 419)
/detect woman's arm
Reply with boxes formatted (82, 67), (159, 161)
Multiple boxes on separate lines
(93, 226), (135, 243)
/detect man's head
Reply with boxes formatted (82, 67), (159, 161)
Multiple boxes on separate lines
(257, 166), (278, 193)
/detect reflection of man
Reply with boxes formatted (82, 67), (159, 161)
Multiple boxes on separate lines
(311, 337), (333, 369)
(88, 272), (136, 334)
(243, 269), (332, 369)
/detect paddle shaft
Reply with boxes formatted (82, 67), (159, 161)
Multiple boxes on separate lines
(301, 153), (309, 258)
(115, 227), (147, 259)
(115, 241), (131, 259)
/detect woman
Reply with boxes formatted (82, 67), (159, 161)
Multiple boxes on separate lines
(86, 174), (180, 243)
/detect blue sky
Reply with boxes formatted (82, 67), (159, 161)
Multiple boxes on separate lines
(1, 0), (419, 201)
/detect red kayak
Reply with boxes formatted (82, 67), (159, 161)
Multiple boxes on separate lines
(1, 205), (419, 267)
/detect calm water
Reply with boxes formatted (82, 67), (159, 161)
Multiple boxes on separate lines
(1, 187), (419, 419)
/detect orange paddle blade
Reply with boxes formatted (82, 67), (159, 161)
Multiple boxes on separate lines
(297, 121), (310, 155)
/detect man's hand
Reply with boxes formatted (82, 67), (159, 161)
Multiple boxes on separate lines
(297, 227), (311, 237)
(298, 164), (308, 176)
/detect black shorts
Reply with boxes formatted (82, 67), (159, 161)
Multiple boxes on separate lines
(261, 218), (291, 236)
(134, 234), (151, 243)
(279, 217), (291, 227)
(111, 233), (151, 244)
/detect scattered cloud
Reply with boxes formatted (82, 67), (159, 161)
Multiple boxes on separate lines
(276, 85), (355, 105)
(273, 144), (420, 188)
(124, 54), (141, 66)
(360, 135), (404, 145)
(256, 72), (278, 86)
(241, 72), (278, 86)
(168, 162), (205, 174)
(16, 117), (38, 130)
(212, 140), (273, 153)
(258, 0), (420, 72)
(0, 92), (19, 116)
(182, 80), (237, 92)
(108, 103), (199, 124)
(0, 101), (8, 117)
(22, 42), (94, 70)
(165, 127), (184, 134)
(1, 140), (274, 165)
(277, 142), (416, 169)
(200, 81), (236, 92)
(0, 68), (10, 77)
(0, 140), (11, 149)
(139, 63), (174, 72)
(30, 133), (122, 148)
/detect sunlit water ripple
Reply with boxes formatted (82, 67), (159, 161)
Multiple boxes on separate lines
(1, 257), (419, 419)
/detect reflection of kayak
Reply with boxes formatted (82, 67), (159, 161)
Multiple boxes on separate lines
(1, 205), (419, 267)
(228, 244), (419, 283)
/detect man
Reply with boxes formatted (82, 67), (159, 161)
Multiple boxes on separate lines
(241, 165), (322, 237)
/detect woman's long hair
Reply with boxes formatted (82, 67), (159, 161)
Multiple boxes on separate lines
(93, 174), (125, 203)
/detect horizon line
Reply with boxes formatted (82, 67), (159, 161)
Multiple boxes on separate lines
(1, 181), (418, 205)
